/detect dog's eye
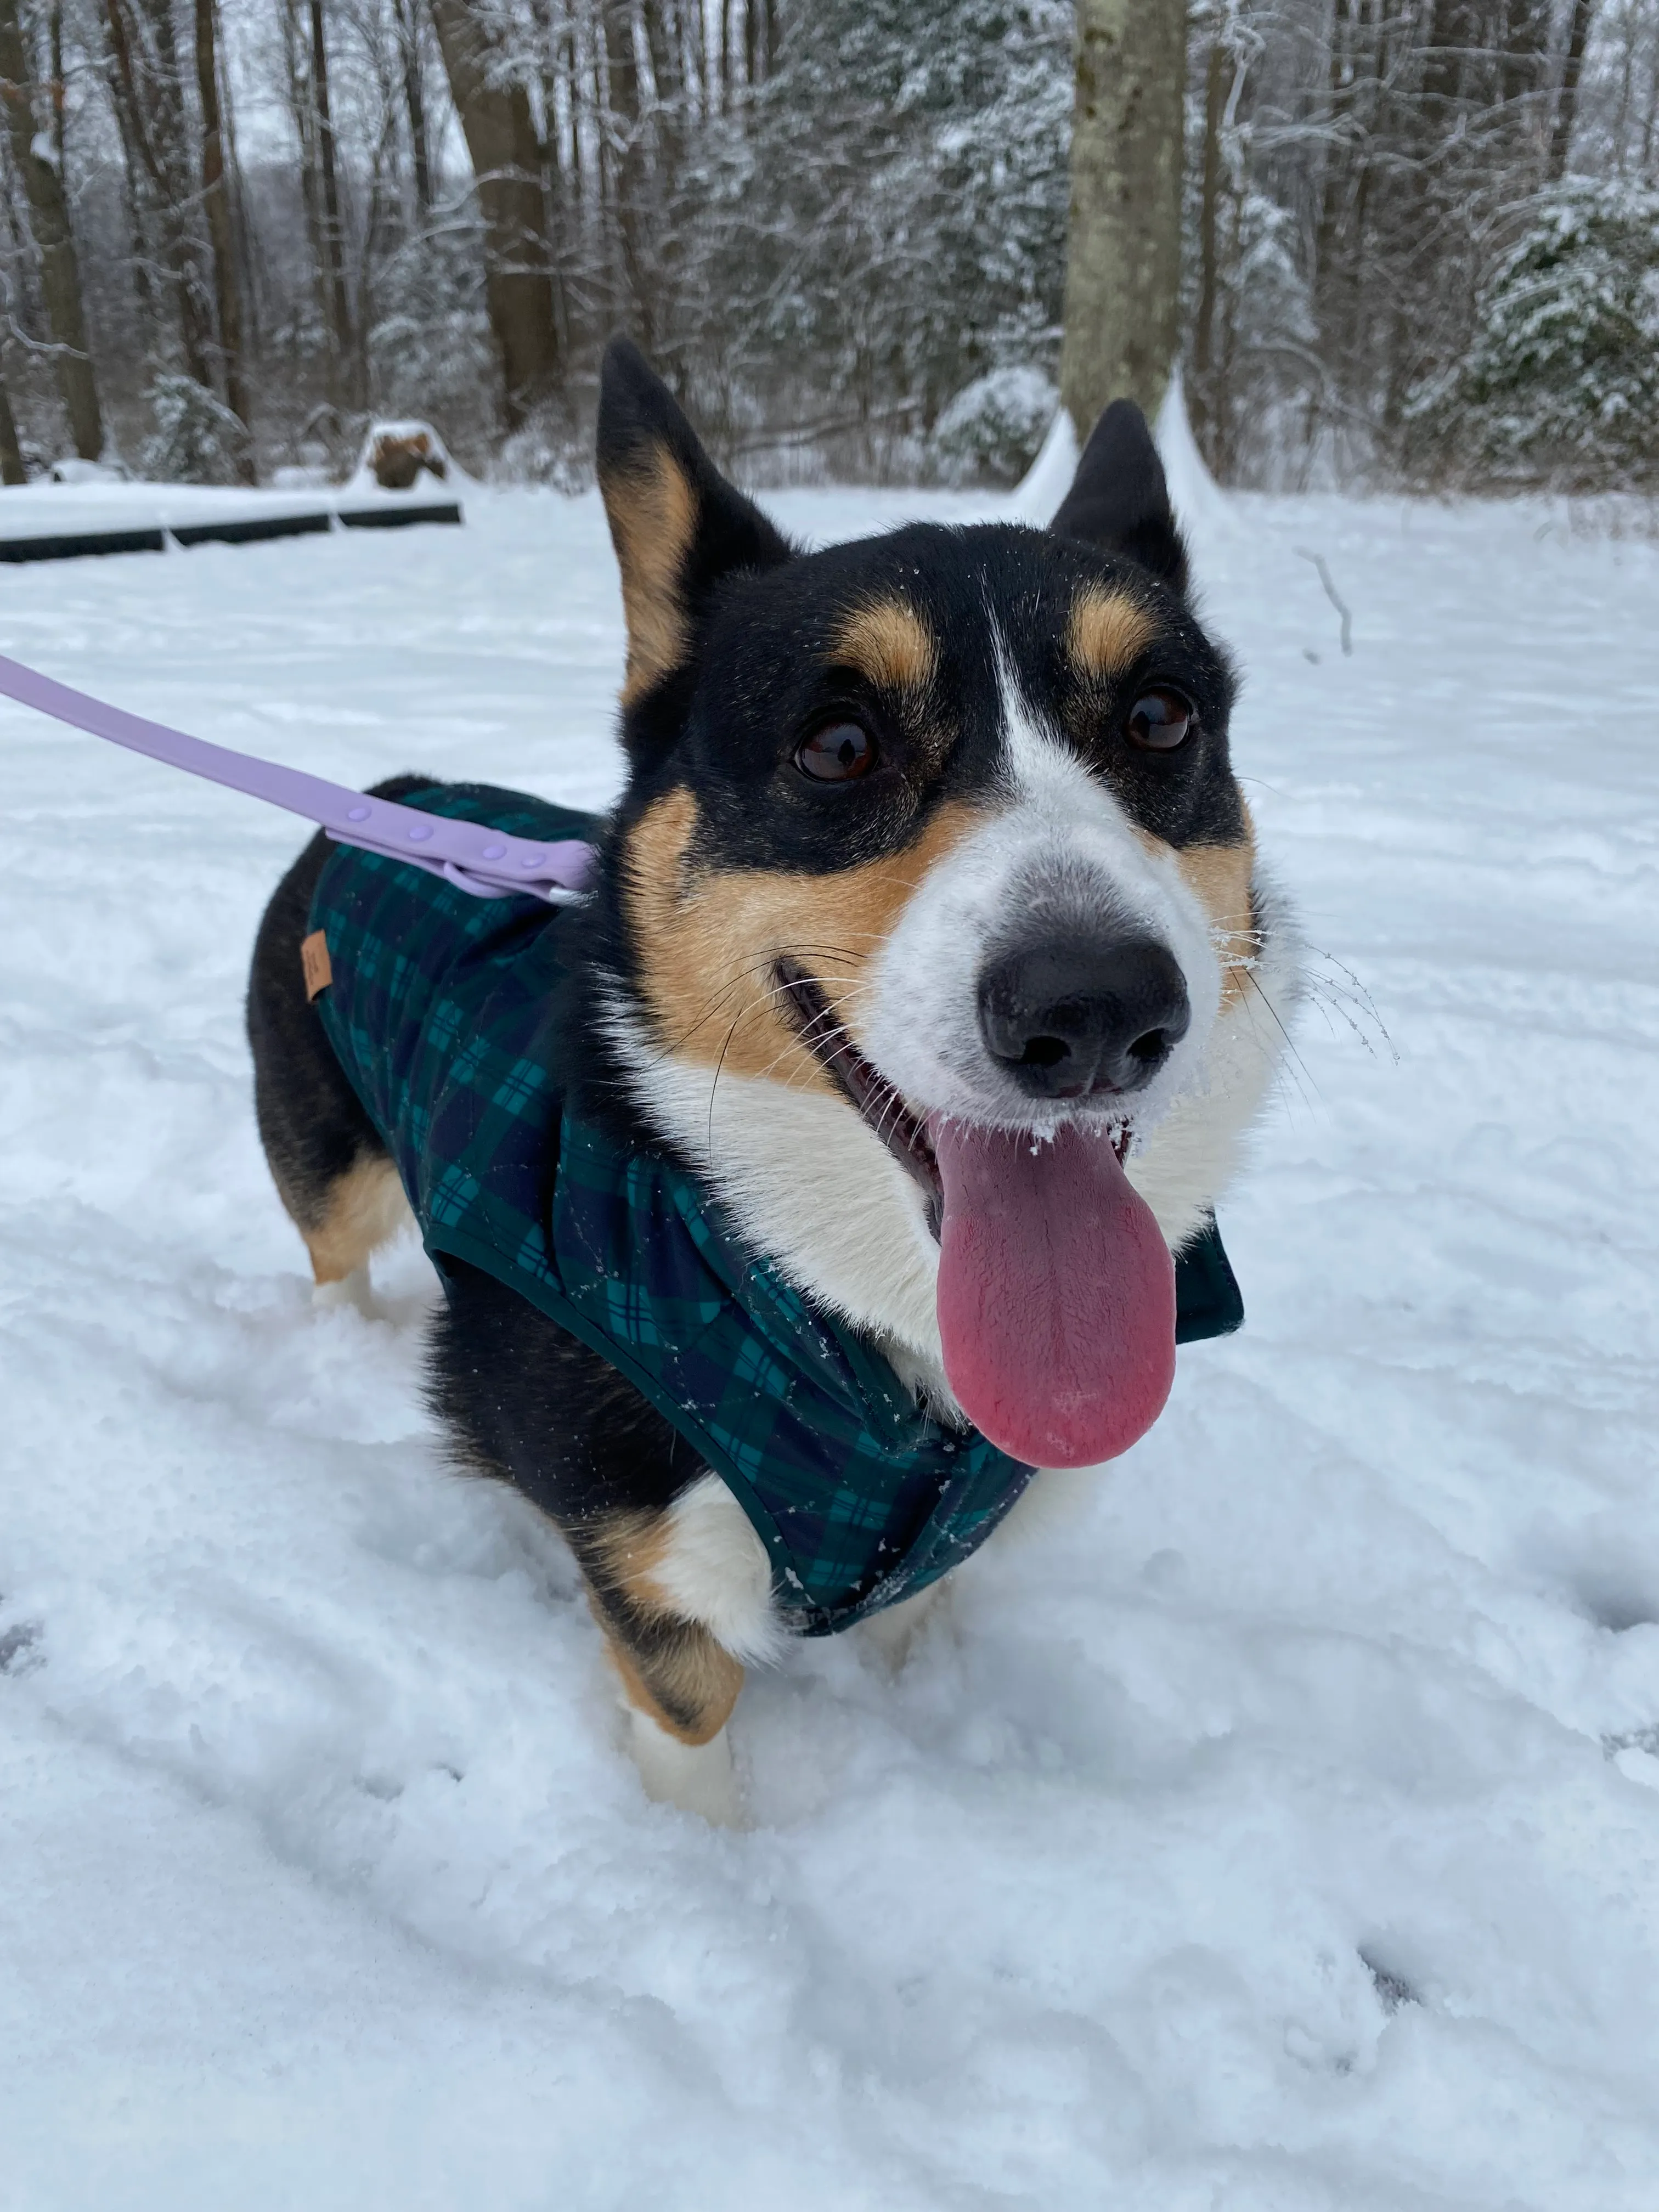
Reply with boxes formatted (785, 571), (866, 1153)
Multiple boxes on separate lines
(795, 721), (877, 782)
(1126, 689), (1196, 752)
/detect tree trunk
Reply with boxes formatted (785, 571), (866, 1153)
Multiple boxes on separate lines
(643, 0), (678, 105)
(0, 366), (26, 482)
(533, 0), (574, 364)
(112, 91), (155, 333)
(195, 0), (252, 472)
(744, 0), (765, 90)
(0, 0), (104, 458)
(105, 0), (216, 391)
(1549, 0), (1596, 179)
(278, 0), (329, 362)
(1498, 0), (1552, 171)
(47, 0), (61, 163)
(396, 0), (431, 217)
(1307, 0), (1354, 444)
(1058, 0), (1188, 437)
(607, 0), (651, 340)
(221, 43), (261, 367)
(309, 0), (358, 407)
(429, 0), (558, 430)
(1500, 0), (1548, 108)
(1189, 24), (1228, 475)
(593, 1), (620, 313)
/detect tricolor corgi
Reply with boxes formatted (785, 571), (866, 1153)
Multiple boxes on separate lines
(247, 339), (1296, 1824)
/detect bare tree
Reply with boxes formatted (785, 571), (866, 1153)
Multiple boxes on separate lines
(0, 0), (104, 456)
(194, 0), (251, 464)
(394, 0), (432, 217)
(0, 362), (25, 478)
(1551, 0), (1599, 174)
(1189, 7), (1234, 472)
(430, 0), (558, 428)
(310, 0), (357, 403)
(1059, 0), (1188, 433)
(0, 0), (1650, 490)
(105, 0), (216, 390)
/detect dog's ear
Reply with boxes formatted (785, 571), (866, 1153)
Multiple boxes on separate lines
(597, 337), (793, 705)
(1050, 399), (1188, 596)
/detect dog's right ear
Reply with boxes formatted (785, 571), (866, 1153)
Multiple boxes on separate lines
(1050, 399), (1188, 596)
(598, 337), (793, 707)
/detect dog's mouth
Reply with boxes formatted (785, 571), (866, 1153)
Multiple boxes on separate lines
(775, 958), (1174, 1470)
(775, 960), (1139, 1211)
(775, 960), (944, 1215)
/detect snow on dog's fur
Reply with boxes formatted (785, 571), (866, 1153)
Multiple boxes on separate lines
(248, 339), (1296, 1822)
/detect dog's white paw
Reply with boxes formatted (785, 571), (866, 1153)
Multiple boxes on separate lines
(859, 1579), (949, 1672)
(625, 1707), (744, 1827)
(312, 1267), (376, 1317)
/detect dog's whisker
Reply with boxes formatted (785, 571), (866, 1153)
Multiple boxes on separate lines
(1244, 971), (1323, 1115)
(706, 1011), (746, 1155)
(1292, 943), (1395, 1063)
(653, 945), (871, 1058)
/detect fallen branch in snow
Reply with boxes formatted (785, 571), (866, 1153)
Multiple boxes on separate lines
(1295, 545), (1353, 654)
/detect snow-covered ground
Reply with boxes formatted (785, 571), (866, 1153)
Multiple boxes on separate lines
(1, 482), (1656, 2209)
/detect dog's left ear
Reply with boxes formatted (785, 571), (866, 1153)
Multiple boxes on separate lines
(597, 337), (793, 705)
(1050, 399), (1188, 597)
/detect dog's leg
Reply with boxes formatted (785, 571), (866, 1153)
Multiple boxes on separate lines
(858, 1579), (950, 1672)
(581, 1507), (754, 1825)
(312, 1268), (374, 1314)
(622, 1703), (740, 1823)
(429, 1261), (778, 1825)
(300, 1155), (411, 1307)
(623, 1707), (740, 1824)
(247, 799), (425, 1307)
(594, 1607), (745, 1825)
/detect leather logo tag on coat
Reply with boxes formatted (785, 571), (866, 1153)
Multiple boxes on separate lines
(301, 930), (333, 1002)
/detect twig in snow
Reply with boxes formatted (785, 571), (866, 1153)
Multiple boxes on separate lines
(1295, 546), (1353, 655)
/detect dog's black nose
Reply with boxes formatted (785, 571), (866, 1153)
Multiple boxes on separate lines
(978, 938), (1190, 1099)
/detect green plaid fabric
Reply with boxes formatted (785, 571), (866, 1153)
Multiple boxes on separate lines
(308, 781), (1242, 1635)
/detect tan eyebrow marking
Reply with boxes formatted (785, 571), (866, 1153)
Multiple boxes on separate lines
(1068, 587), (1158, 681)
(832, 597), (939, 693)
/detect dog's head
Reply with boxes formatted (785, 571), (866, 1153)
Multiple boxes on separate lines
(592, 340), (1272, 1468)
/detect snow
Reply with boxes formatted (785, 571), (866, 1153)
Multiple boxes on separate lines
(1012, 400), (1080, 518)
(1, 481), (1657, 2208)
(1013, 373), (1235, 539)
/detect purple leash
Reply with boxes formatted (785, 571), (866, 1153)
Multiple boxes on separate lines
(0, 651), (596, 904)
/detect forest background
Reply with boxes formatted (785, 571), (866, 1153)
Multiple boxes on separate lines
(0, 0), (1655, 496)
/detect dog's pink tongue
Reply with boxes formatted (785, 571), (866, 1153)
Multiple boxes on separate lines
(932, 1120), (1176, 1468)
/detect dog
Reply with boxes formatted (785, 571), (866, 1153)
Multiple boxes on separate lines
(247, 338), (1296, 1824)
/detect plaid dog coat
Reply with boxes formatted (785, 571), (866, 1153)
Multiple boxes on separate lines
(308, 782), (1244, 1634)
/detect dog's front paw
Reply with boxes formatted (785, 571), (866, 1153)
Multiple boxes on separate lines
(624, 1707), (744, 1827)
(859, 1579), (950, 1673)
(311, 1266), (377, 1318)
